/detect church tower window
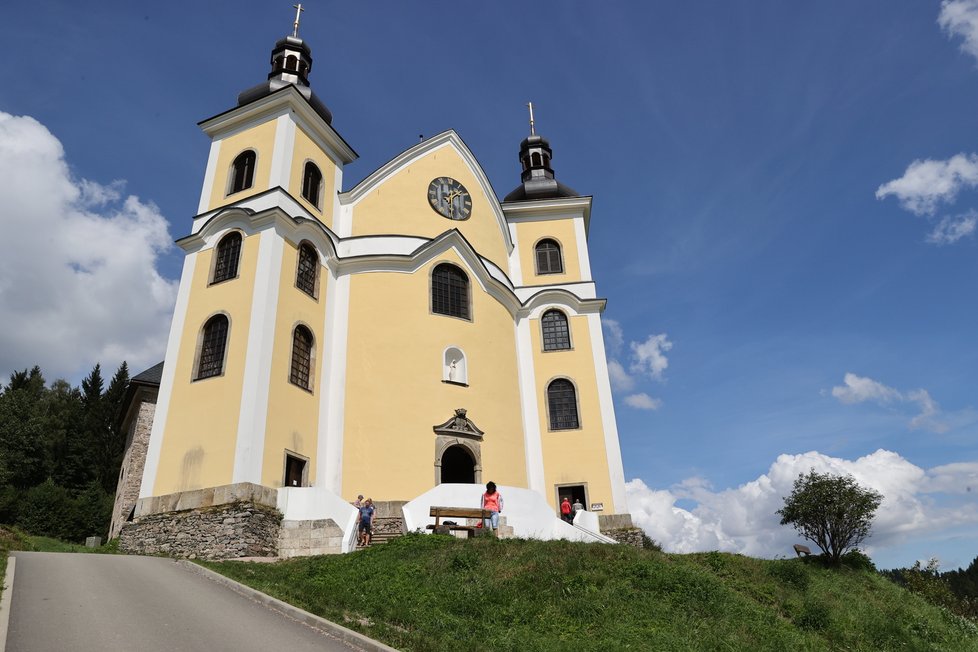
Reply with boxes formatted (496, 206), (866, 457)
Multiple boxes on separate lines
(547, 378), (580, 430)
(541, 310), (571, 351)
(431, 263), (470, 320)
(535, 239), (563, 275)
(229, 150), (256, 195)
(196, 315), (229, 380)
(301, 161), (322, 208)
(290, 325), (314, 390)
(212, 232), (242, 284)
(295, 242), (318, 298)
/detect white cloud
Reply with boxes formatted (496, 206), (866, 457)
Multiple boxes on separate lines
(608, 360), (635, 392)
(0, 112), (177, 381)
(626, 449), (978, 559)
(624, 393), (662, 410)
(830, 373), (948, 433)
(876, 153), (978, 216)
(630, 333), (672, 381)
(831, 373), (900, 405)
(926, 211), (977, 244)
(602, 318), (624, 355)
(940, 0), (978, 64)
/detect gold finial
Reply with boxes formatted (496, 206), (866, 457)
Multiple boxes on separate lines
(527, 102), (536, 136)
(292, 3), (305, 38)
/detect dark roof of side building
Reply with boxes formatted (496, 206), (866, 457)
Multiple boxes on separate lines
(131, 361), (164, 387)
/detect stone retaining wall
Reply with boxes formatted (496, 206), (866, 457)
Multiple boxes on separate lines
(278, 519), (344, 558)
(602, 527), (645, 548)
(119, 501), (281, 560)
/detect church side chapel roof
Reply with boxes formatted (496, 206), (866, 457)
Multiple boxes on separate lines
(131, 361), (164, 387)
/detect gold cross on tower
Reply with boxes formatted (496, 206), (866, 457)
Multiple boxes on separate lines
(292, 3), (305, 38)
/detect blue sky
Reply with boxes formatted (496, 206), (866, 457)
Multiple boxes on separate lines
(1, 2), (976, 569)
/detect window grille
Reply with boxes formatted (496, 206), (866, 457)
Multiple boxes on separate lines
(296, 243), (318, 298)
(542, 310), (571, 351)
(197, 315), (229, 380)
(535, 239), (563, 274)
(547, 379), (579, 430)
(212, 232), (242, 284)
(301, 162), (322, 207)
(431, 264), (469, 319)
(290, 326), (313, 389)
(230, 151), (256, 194)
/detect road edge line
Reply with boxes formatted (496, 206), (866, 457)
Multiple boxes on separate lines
(0, 556), (16, 652)
(179, 560), (399, 652)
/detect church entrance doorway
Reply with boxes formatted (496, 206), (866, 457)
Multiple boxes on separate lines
(555, 483), (587, 516)
(440, 445), (476, 484)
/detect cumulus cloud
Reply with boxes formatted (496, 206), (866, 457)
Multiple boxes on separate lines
(876, 153), (978, 216)
(607, 360), (635, 392)
(602, 318), (624, 355)
(630, 333), (673, 381)
(926, 211), (977, 244)
(0, 112), (177, 381)
(830, 373), (948, 433)
(624, 393), (662, 410)
(626, 449), (978, 558)
(940, 0), (978, 63)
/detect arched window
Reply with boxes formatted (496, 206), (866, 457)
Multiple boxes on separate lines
(535, 239), (563, 275)
(229, 151), (256, 195)
(431, 263), (470, 320)
(196, 315), (229, 380)
(286, 55), (298, 71)
(547, 379), (579, 430)
(301, 162), (322, 207)
(531, 152), (542, 167)
(295, 242), (318, 298)
(541, 310), (571, 351)
(212, 232), (242, 284)
(290, 325), (313, 390)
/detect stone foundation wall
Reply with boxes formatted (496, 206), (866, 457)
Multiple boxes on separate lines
(119, 501), (281, 560)
(603, 527), (645, 548)
(109, 391), (156, 539)
(278, 519), (344, 558)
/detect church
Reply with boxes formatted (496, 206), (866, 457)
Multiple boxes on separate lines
(112, 14), (636, 558)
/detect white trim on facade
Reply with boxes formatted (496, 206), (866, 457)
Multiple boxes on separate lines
(331, 165), (344, 234)
(231, 229), (285, 484)
(197, 140), (222, 215)
(507, 222), (524, 286)
(319, 269), (351, 494)
(138, 252), (199, 498)
(515, 319), (546, 493)
(586, 312), (628, 513)
(268, 114), (296, 190)
(573, 215), (593, 282)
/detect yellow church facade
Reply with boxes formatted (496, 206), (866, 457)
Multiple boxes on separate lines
(118, 28), (632, 556)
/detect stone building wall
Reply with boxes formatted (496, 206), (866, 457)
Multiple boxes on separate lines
(119, 501), (281, 559)
(603, 527), (645, 548)
(278, 519), (344, 557)
(109, 390), (157, 539)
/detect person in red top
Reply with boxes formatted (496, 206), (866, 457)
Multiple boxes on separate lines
(481, 481), (503, 533)
(560, 496), (573, 523)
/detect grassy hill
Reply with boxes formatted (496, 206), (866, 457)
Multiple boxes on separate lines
(203, 534), (978, 651)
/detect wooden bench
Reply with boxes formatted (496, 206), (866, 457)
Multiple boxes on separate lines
(426, 506), (492, 537)
(793, 544), (812, 557)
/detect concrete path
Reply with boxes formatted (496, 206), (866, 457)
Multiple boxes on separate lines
(6, 552), (375, 652)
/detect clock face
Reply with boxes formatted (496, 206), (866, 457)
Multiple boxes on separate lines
(427, 177), (472, 221)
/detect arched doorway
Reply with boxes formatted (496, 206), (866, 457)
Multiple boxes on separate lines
(440, 445), (476, 484)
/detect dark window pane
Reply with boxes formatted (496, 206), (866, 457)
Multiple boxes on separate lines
(197, 315), (229, 380)
(212, 232), (242, 284)
(296, 243), (317, 297)
(230, 151), (256, 194)
(290, 326), (313, 389)
(301, 162), (322, 207)
(431, 263), (469, 319)
(535, 239), (563, 274)
(547, 379), (579, 430)
(542, 310), (571, 351)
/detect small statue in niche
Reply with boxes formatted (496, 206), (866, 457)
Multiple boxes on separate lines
(448, 358), (459, 382)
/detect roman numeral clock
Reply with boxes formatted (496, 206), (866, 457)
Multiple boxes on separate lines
(428, 177), (472, 221)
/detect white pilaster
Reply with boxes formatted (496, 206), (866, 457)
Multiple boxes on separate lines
(196, 140), (222, 214)
(269, 114), (296, 190)
(515, 319), (546, 492)
(587, 312), (628, 513)
(231, 229), (285, 484)
(319, 269), (351, 493)
(574, 215), (593, 281)
(139, 252), (199, 498)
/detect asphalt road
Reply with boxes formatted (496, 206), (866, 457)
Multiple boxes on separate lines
(7, 551), (365, 652)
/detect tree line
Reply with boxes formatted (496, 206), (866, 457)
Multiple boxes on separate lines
(0, 362), (130, 542)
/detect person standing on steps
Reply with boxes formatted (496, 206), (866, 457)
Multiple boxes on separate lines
(560, 496), (573, 523)
(358, 498), (375, 547)
(482, 481), (504, 534)
(572, 497), (584, 520)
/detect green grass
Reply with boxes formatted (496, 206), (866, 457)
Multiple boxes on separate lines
(201, 534), (978, 651)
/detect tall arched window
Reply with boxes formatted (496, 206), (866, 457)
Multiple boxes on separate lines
(541, 310), (571, 351)
(431, 263), (470, 320)
(301, 162), (322, 207)
(212, 232), (242, 284)
(229, 151), (256, 195)
(196, 315), (229, 380)
(535, 239), (563, 275)
(547, 379), (579, 430)
(290, 325), (313, 390)
(295, 242), (318, 298)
